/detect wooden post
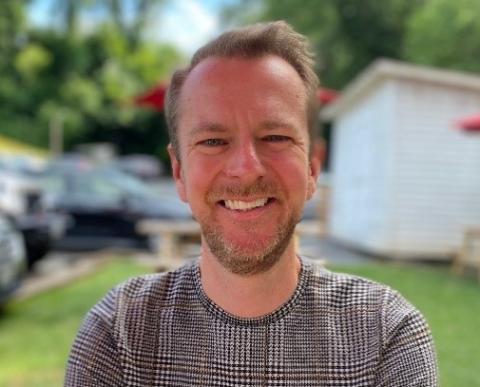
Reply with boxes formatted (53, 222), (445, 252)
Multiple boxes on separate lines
(49, 113), (63, 157)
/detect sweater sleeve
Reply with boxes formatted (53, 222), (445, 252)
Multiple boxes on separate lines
(64, 288), (123, 387)
(374, 289), (438, 386)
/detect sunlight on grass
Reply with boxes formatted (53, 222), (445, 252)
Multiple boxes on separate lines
(0, 258), (150, 387)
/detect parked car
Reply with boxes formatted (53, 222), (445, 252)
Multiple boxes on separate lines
(41, 165), (191, 250)
(14, 211), (69, 269)
(0, 214), (26, 308)
(0, 163), (69, 269)
(0, 165), (41, 216)
(114, 154), (165, 181)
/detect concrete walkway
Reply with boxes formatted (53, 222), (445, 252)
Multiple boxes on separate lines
(14, 251), (114, 301)
(299, 235), (374, 266)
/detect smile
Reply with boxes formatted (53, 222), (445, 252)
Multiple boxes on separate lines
(221, 198), (273, 211)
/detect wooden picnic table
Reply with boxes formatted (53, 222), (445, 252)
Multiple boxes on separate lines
(137, 219), (201, 268)
(452, 228), (480, 282)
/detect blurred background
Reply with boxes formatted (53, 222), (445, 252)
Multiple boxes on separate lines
(1, 0), (479, 386)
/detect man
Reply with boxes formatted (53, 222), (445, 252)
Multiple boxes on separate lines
(65, 21), (438, 386)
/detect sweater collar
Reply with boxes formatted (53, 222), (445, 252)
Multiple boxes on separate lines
(190, 257), (312, 327)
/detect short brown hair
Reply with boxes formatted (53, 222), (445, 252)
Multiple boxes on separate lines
(165, 21), (319, 158)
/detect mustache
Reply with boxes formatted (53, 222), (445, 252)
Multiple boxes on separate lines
(206, 180), (280, 203)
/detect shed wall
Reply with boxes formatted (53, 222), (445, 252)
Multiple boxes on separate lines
(388, 80), (480, 258)
(329, 82), (395, 251)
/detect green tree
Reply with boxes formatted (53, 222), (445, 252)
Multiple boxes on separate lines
(0, 0), (29, 71)
(403, 0), (480, 73)
(103, 0), (166, 49)
(29, 26), (181, 152)
(0, 1), (182, 159)
(51, 0), (91, 38)
(0, 1), (46, 145)
(222, 0), (425, 88)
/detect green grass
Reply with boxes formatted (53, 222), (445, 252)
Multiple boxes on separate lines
(0, 259), (150, 387)
(0, 259), (478, 386)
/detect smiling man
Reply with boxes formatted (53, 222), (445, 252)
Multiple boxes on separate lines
(65, 22), (438, 386)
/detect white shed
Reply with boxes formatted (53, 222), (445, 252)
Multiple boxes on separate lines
(322, 59), (480, 260)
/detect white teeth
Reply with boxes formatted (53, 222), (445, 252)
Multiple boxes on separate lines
(224, 198), (269, 211)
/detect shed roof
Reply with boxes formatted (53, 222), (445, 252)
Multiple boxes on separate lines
(322, 59), (480, 120)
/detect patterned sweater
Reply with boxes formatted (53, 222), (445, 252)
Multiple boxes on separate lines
(65, 258), (438, 386)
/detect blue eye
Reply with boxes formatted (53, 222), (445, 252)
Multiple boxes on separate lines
(200, 139), (227, 146)
(263, 135), (290, 142)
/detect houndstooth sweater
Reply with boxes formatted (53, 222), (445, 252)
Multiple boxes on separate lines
(65, 258), (438, 386)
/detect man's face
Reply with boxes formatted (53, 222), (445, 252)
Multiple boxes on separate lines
(169, 55), (320, 275)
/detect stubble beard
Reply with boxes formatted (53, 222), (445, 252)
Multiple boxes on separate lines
(200, 180), (302, 276)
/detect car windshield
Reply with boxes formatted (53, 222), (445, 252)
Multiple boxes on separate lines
(97, 168), (158, 198)
(41, 166), (159, 201)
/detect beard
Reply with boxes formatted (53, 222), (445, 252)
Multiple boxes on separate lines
(199, 180), (302, 276)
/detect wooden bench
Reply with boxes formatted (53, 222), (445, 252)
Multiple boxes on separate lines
(137, 220), (201, 269)
(452, 228), (480, 282)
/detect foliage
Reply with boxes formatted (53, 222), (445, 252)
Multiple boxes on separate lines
(3, 0), (480, 156)
(403, 0), (480, 73)
(222, 0), (425, 88)
(223, 0), (480, 89)
(50, 0), (166, 48)
(0, 1), (28, 71)
(0, 259), (479, 386)
(100, 0), (167, 50)
(0, 0), (182, 161)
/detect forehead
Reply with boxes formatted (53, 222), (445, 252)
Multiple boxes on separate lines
(185, 55), (304, 91)
(177, 55), (307, 128)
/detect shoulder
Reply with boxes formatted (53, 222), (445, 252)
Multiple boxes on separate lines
(116, 261), (194, 300)
(302, 258), (433, 347)
(304, 259), (393, 304)
(302, 258), (420, 320)
(89, 261), (196, 324)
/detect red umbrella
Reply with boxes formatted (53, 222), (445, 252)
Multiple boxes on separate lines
(134, 85), (339, 112)
(134, 84), (167, 112)
(318, 88), (339, 105)
(456, 114), (480, 133)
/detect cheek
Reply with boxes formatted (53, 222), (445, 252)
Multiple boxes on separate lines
(183, 157), (219, 202)
(269, 154), (311, 197)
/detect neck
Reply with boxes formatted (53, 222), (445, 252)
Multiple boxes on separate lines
(198, 241), (301, 318)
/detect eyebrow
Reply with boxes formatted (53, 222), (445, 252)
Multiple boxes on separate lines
(259, 120), (298, 132)
(189, 123), (228, 136)
(189, 120), (300, 136)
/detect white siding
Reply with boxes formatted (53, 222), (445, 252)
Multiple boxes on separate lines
(329, 82), (396, 251)
(387, 80), (480, 257)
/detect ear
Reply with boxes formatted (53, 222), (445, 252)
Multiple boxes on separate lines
(168, 144), (187, 203)
(306, 139), (323, 200)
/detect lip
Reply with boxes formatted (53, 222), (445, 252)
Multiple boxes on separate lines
(222, 197), (271, 208)
(216, 198), (277, 220)
(219, 195), (274, 201)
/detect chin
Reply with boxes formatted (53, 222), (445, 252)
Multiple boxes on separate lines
(203, 224), (296, 276)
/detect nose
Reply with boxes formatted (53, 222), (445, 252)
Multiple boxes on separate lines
(224, 139), (266, 183)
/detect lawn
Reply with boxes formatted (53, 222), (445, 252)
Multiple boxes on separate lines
(0, 259), (150, 387)
(0, 258), (478, 386)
